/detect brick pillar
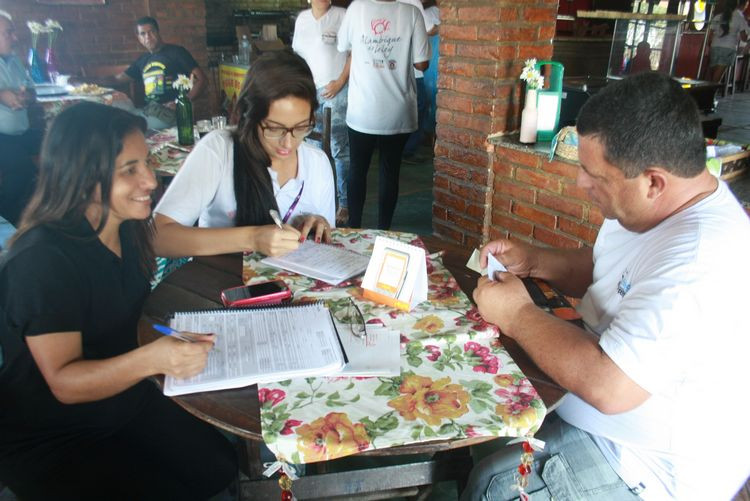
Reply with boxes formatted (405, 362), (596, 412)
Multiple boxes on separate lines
(433, 1), (557, 247)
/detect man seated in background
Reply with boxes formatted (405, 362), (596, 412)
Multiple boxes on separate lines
(0, 10), (41, 228)
(463, 72), (750, 500)
(108, 16), (206, 129)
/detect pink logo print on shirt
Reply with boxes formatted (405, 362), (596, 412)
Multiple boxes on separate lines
(371, 18), (390, 35)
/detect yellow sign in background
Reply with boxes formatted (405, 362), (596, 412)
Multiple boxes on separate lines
(218, 63), (249, 119)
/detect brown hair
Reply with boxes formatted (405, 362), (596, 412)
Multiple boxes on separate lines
(10, 102), (155, 278)
(231, 50), (318, 227)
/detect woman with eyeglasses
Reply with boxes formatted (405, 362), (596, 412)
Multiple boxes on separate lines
(154, 51), (335, 258)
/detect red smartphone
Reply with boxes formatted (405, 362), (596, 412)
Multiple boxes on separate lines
(220, 280), (292, 308)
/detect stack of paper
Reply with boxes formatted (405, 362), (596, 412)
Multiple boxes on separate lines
(261, 240), (371, 285)
(334, 322), (401, 377)
(163, 303), (346, 396)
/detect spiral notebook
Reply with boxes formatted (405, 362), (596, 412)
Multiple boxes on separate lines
(163, 302), (346, 396)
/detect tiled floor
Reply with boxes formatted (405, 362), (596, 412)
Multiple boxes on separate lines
(358, 144), (435, 236)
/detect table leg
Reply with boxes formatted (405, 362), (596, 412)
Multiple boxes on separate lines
(238, 438), (264, 480)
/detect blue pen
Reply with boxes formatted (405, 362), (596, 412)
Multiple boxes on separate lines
(152, 323), (219, 350)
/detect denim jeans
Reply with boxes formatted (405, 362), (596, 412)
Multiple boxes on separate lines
(403, 77), (427, 156)
(460, 413), (641, 501)
(141, 101), (176, 130)
(424, 34), (440, 135)
(307, 84), (350, 209)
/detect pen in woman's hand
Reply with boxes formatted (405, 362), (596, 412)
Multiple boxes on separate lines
(269, 209), (284, 230)
(152, 323), (219, 350)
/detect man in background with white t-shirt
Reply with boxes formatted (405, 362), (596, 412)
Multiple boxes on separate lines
(397, 0), (434, 163)
(337, 0), (429, 230)
(293, 0), (351, 226)
(463, 72), (750, 500)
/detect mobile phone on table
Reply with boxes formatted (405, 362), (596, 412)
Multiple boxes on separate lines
(220, 280), (292, 308)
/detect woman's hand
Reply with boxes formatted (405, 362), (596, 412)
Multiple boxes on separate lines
(296, 215), (332, 244)
(249, 224), (301, 256)
(149, 334), (216, 379)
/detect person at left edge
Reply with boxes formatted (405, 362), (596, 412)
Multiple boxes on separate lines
(0, 10), (43, 227)
(0, 102), (237, 500)
(108, 16), (207, 129)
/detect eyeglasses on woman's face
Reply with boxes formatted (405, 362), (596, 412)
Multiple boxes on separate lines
(259, 121), (315, 140)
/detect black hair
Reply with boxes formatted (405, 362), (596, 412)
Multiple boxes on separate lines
(232, 50), (318, 227)
(576, 72), (706, 179)
(135, 16), (159, 32)
(10, 102), (154, 278)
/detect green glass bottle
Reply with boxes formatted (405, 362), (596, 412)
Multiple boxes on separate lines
(175, 91), (194, 146)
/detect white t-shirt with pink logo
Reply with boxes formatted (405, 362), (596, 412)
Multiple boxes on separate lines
(337, 0), (429, 135)
(154, 130), (336, 229)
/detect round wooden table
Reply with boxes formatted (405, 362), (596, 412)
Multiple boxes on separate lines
(139, 239), (565, 440)
(138, 236), (566, 496)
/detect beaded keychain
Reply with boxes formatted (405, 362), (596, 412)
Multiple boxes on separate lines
(263, 460), (297, 501)
(507, 437), (546, 500)
(279, 472), (293, 501)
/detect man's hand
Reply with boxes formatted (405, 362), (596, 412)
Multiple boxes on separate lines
(473, 274), (535, 334)
(321, 79), (344, 99)
(479, 239), (538, 278)
(0, 89), (27, 110)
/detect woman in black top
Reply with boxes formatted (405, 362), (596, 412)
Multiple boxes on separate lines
(0, 103), (237, 500)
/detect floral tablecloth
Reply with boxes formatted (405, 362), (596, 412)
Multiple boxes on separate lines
(243, 229), (546, 464)
(146, 127), (193, 176)
(38, 89), (134, 123)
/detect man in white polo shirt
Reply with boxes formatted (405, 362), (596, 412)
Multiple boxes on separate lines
(464, 72), (750, 501)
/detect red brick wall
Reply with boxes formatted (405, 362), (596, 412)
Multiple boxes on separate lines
(2, 0), (212, 118)
(433, 0), (598, 248)
(490, 146), (601, 248)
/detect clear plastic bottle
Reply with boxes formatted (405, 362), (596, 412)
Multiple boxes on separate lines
(239, 35), (251, 65)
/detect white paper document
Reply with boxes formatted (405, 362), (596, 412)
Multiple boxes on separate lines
(163, 303), (346, 396)
(487, 253), (508, 281)
(261, 240), (371, 285)
(334, 323), (401, 377)
(465, 248), (482, 274)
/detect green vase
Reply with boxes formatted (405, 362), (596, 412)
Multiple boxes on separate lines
(175, 92), (194, 146)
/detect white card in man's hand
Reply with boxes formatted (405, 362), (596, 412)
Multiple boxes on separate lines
(466, 248), (483, 274)
(487, 253), (508, 281)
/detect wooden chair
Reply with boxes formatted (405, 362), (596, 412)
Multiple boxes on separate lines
(723, 57), (737, 96)
(308, 106), (333, 169)
(80, 64), (144, 106)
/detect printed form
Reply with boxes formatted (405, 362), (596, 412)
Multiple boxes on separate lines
(261, 240), (371, 284)
(163, 303), (345, 396)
